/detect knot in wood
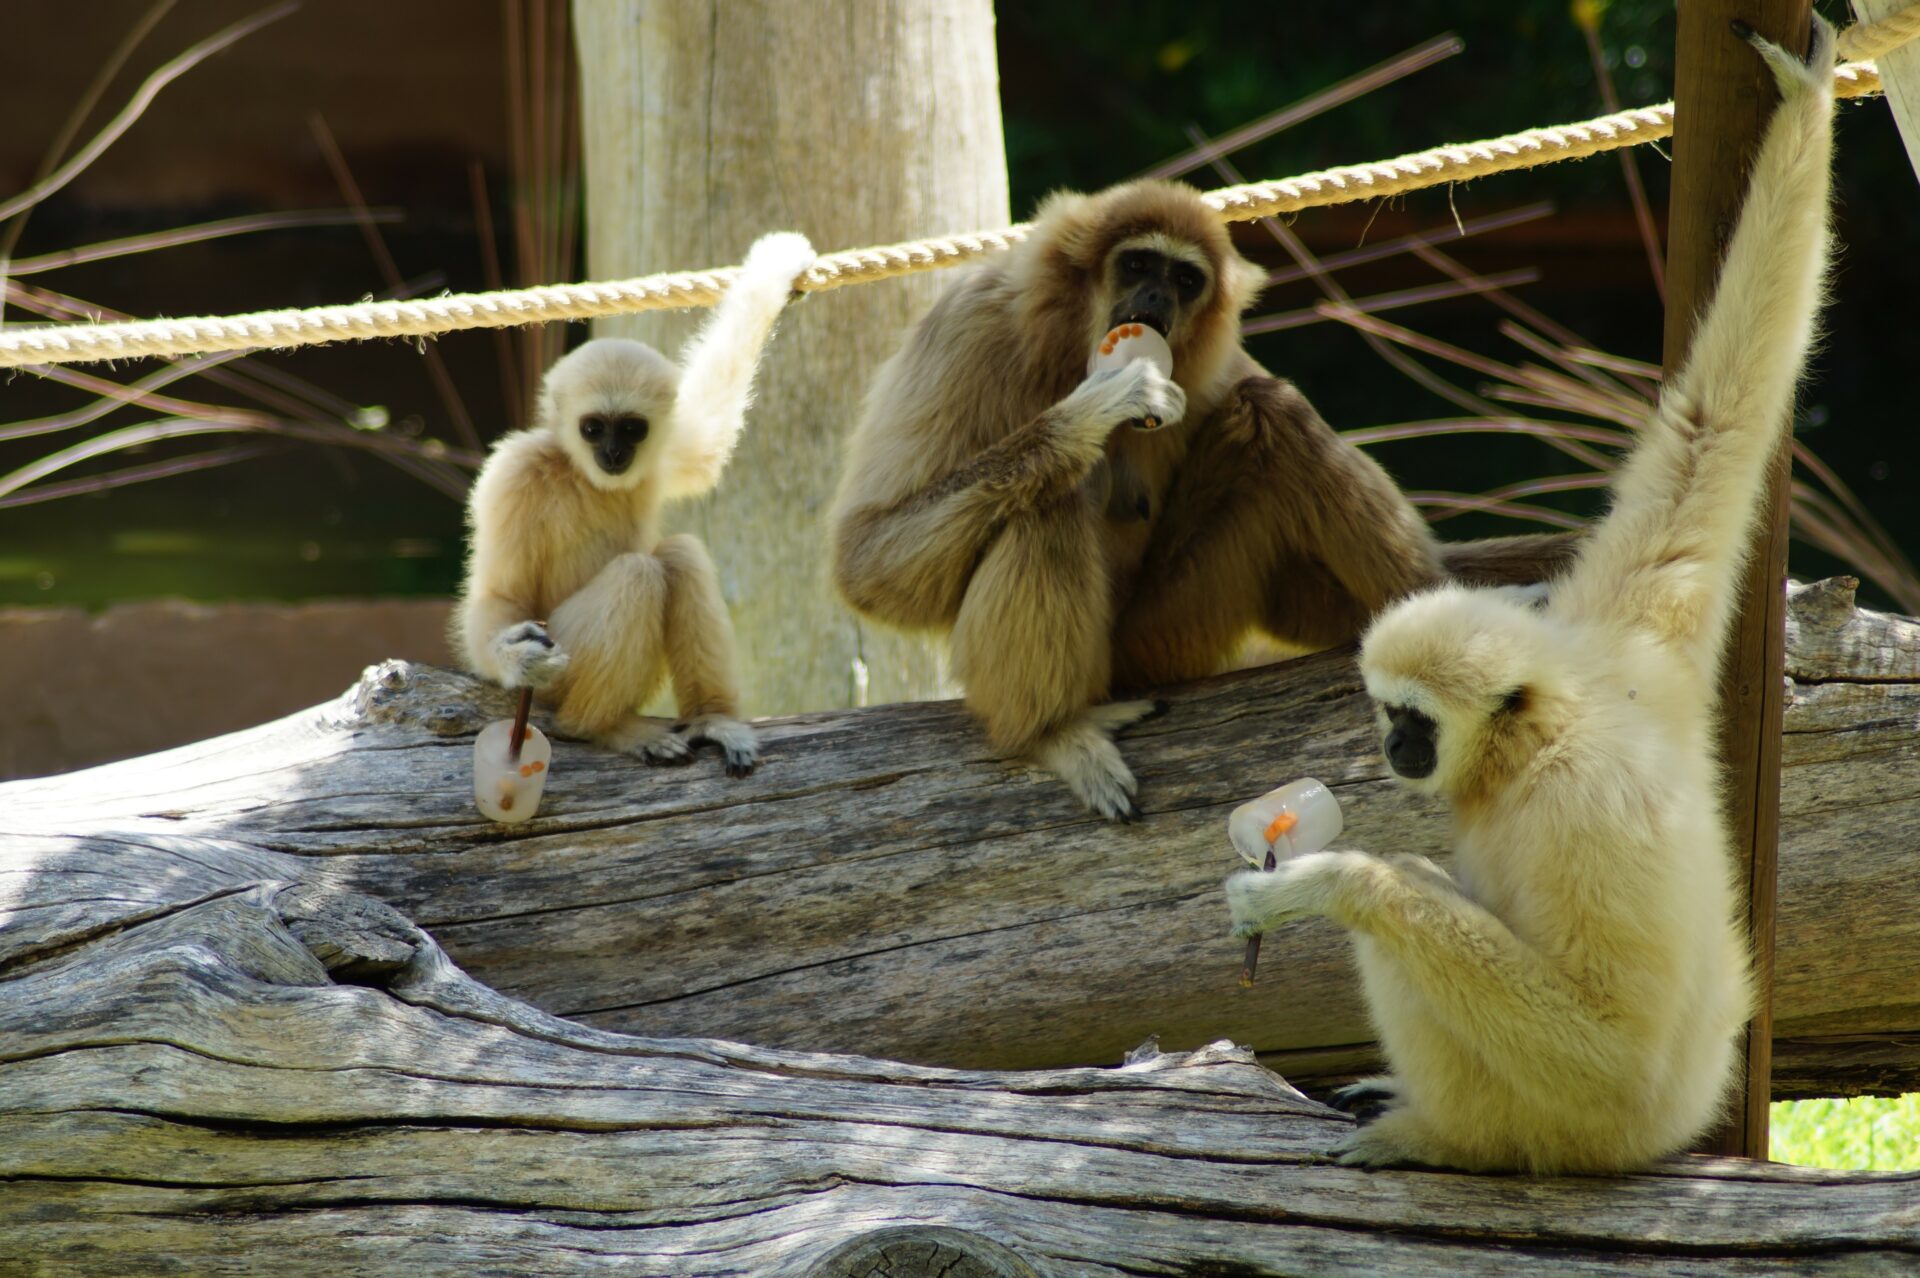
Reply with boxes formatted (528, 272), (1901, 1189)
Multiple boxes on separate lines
(806, 1226), (1039, 1278)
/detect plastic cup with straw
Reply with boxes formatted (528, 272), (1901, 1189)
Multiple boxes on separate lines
(1229, 778), (1343, 985)
(474, 687), (552, 823)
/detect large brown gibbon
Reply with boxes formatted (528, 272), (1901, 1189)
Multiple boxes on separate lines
(830, 183), (1567, 818)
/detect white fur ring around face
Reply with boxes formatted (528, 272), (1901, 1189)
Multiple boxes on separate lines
(474, 719), (552, 823)
(1088, 323), (1174, 381)
(1228, 777), (1343, 866)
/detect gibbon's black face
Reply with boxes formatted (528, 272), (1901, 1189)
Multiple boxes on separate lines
(1381, 703), (1439, 780)
(1108, 247), (1209, 341)
(578, 412), (650, 477)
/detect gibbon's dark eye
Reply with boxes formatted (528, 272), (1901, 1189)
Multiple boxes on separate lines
(615, 415), (649, 443)
(1173, 263), (1205, 297)
(579, 414), (606, 441)
(1120, 251), (1153, 278)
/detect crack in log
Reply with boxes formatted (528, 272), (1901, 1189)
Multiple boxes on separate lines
(0, 883), (258, 979)
(825, 1178), (1920, 1258)
(422, 807), (1173, 930)
(0, 1173), (378, 1191)
(560, 888), (1224, 1020)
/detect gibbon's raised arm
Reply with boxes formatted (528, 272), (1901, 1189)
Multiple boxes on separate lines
(661, 231), (816, 501)
(1555, 23), (1834, 669)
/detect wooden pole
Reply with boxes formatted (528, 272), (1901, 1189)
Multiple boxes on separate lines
(1663, 0), (1812, 1160)
(573, 0), (1007, 717)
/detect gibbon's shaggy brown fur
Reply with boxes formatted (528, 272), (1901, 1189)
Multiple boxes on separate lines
(1227, 19), (1837, 1172)
(830, 181), (1569, 818)
(454, 232), (815, 775)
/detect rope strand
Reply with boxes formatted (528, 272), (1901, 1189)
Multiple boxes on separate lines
(0, 53), (1896, 371)
(1838, 1), (1920, 62)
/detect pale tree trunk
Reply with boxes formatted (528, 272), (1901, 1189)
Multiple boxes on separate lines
(573, 0), (1008, 714)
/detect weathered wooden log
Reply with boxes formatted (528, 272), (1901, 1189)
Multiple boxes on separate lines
(2, 578), (1915, 1102)
(2, 884), (1914, 1274)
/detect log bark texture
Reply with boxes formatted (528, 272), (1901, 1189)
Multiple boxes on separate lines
(2, 882), (1915, 1275)
(4, 578), (1915, 1107)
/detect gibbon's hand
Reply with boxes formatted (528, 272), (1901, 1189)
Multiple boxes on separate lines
(1225, 850), (1353, 939)
(1062, 358), (1186, 447)
(738, 229), (818, 294)
(491, 620), (570, 690)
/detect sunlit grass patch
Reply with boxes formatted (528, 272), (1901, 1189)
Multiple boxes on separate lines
(1771, 1095), (1920, 1171)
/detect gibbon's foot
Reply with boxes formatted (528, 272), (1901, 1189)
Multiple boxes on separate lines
(602, 716), (696, 765)
(1329, 1077), (1401, 1123)
(490, 621), (570, 690)
(1225, 849), (1355, 938)
(676, 714), (759, 778)
(1032, 702), (1161, 822)
(1329, 1108), (1442, 1170)
(1064, 359), (1187, 448)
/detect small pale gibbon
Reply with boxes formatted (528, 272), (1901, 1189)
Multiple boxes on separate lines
(1227, 19), (1837, 1173)
(453, 231), (816, 775)
(830, 184), (1571, 820)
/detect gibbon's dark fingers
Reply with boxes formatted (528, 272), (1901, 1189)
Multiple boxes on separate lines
(492, 621), (570, 691)
(1329, 1078), (1400, 1123)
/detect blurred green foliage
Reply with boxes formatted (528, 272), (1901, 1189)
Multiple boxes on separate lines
(1003, 0), (1686, 209)
(1772, 1095), (1920, 1171)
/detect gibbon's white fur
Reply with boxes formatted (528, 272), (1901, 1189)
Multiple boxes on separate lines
(453, 231), (816, 774)
(1226, 19), (1837, 1174)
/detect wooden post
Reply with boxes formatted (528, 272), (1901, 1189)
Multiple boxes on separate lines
(572, 0), (1007, 716)
(1663, 0), (1812, 1160)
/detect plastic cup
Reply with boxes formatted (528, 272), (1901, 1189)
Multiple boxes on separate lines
(1228, 777), (1343, 867)
(1087, 322), (1174, 379)
(473, 719), (552, 823)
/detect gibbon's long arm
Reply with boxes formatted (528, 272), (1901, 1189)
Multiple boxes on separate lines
(1227, 849), (1632, 1086)
(660, 231), (816, 501)
(833, 405), (1112, 626)
(1554, 21), (1835, 670)
(833, 359), (1178, 629)
(456, 442), (554, 686)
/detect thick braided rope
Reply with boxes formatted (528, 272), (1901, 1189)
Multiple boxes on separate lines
(1839, 1), (1920, 62)
(0, 60), (1891, 370)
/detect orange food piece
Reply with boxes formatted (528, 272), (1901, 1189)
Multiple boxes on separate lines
(1263, 811), (1298, 843)
(531, 760), (546, 773)
(499, 795), (514, 811)
(520, 764), (534, 777)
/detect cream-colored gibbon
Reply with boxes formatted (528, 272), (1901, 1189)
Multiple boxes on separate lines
(454, 232), (816, 775)
(830, 184), (1568, 819)
(1228, 19), (1836, 1173)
